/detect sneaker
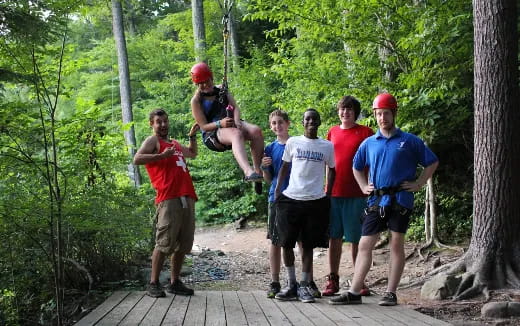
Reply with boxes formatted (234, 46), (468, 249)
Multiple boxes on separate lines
(275, 282), (298, 301)
(297, 282), (315, 303)
(254, 182), (262, 194)
(360, 285), (371, 296)
(322, 273), (340, 296)
(165, 279), (194, 296)
(378, 291), (397, 306)
(244, 172), (263, 182)
(309, 280), (321, 298)
(146, 282), (166, 298)
(267, 281), (281, 298)
(328, 291), (362, 305)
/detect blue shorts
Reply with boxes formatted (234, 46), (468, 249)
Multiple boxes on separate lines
(329, 197), (366, 243)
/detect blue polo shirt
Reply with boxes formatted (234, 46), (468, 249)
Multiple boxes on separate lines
(353, 128), (438, 209)
(265, 140), (291, 203)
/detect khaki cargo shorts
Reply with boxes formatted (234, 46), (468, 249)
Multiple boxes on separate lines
(154, 197), (195, 255)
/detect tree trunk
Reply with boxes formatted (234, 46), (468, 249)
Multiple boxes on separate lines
(446, 0), (520, 300)
(424, 183), (431, 242)
(191, 0), (206, 62)
(112, 0), (141, 186)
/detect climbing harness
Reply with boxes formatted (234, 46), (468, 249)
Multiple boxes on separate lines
(365, 186), (408, 219)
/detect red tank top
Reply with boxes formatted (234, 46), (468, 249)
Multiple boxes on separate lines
(145, 138), (197, 204)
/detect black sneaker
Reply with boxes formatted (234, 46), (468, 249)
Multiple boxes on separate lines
(275, 282), (298, 301)
(328, 291), (362, 305)
(146, 282), (166, 298)
(254, 182), (262, 194)
(297, 281), (315, 303)
(378, 291), (397, 306)
(165, 279), (194, 296)
(267, 281), (281, 298)
(309, 280), (321, 298)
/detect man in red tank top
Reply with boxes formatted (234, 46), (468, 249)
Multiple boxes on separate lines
(134, 108), (199, 298)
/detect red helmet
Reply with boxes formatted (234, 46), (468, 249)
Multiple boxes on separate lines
(372, 93), (398, 110)
(190, 62), (213, 83)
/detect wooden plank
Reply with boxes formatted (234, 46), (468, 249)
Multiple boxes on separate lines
(183, 292), (207, 326)
(361, 295), (449, 326)
(75, 291), (130, 326)
(349, 302), (401, 326)
(371, 304), (431, 326)
(140, 293), (175, 325)
(96, 291), (144, 326)
(330, 303), (383, 326)
(290, 301), (336, 326)
(251, 291), (292, 325)
(273, 300), (314, 326)
(119, 294), (156, 325)
(237, 291), (270, 326)
(309, 299), (362, 325)
(393, 306), (452, 326)
(205, 291), (226, 326)
(222, 291), (248, 326)
(162, 294), (190, 326)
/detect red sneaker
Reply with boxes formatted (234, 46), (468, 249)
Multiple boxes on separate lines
(360, 285), (371, 296)
(322, 273), (340, 296)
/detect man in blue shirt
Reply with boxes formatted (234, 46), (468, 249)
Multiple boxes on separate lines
(329, 93), (438, 307)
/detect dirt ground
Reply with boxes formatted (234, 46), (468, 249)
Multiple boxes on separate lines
(191, 222), (520, 326)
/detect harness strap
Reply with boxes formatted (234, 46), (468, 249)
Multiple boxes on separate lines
(370, 186), (402, 197)
(202, 86), (229, 122)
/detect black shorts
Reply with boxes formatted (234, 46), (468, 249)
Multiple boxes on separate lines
(267, 202), (281, 246)
(202, 130), (232, 152)
(361, 205), (412, 235)
(275, 194), (330, 249)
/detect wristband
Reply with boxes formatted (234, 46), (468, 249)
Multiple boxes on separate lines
(216, 120), (221, 129)
(260, 165), (269, 171)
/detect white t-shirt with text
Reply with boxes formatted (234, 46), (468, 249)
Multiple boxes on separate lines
(282, 135), (335, 201)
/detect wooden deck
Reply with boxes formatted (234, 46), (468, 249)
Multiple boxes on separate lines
(75, 290), (451, 325)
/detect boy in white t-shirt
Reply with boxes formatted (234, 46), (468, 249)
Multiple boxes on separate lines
(274, 108), (336, 303)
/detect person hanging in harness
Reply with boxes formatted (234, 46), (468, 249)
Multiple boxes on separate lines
(190, 62), (265, 183)
(328, 93), (438, 307)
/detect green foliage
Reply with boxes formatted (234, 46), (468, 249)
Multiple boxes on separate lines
(0, 289), (18, 325)
(407, 185), (473, 243)
(190, 144), (267, 224)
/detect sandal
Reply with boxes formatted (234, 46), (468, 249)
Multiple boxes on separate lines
(244, 172), (263, 182)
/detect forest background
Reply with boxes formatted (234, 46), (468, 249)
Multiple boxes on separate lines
(1, 0), (478, 324)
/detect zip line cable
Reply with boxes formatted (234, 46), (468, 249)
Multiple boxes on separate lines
(216, 0), (233, 104)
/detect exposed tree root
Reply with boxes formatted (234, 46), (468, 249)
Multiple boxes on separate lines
(444, 253), (520, 301)
(369, 277), (388, 287)
(405, 246), (417, 261)
(65, 258), (94, 291)
(375, 231), (389, 249)
(418, 238), (463, 260)
(399, 263), (452, 289)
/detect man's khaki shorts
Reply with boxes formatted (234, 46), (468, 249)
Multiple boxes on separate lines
(154, 197), (195, 255)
